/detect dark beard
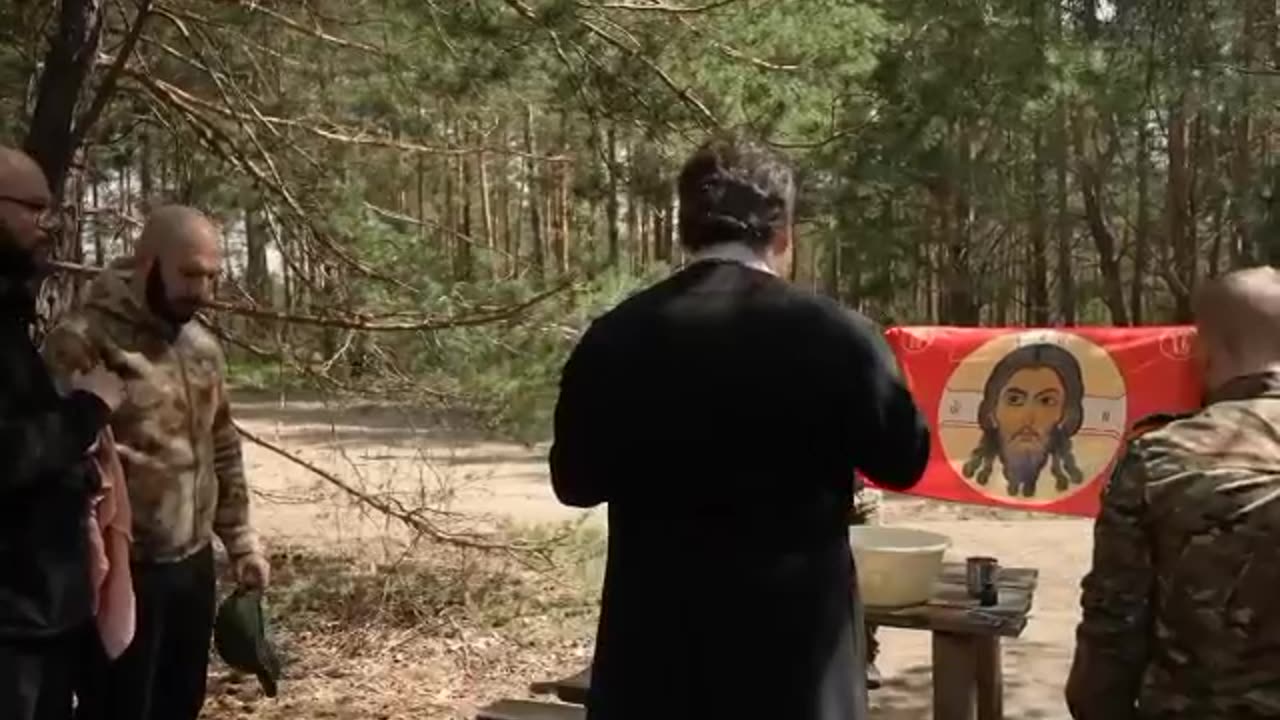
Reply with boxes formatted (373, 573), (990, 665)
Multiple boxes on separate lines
(146, 265), (193, 326)
(999, 444), (1050, 497)
(0, 224), (37, 281)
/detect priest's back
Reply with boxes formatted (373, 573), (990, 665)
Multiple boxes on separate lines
(550, 253), (931, 720)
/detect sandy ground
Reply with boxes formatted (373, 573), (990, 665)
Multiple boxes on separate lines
(224, 392), (1089, 719)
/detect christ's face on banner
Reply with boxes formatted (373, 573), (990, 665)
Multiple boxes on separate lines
(991, 366), (1067, 492)
(936, 329), (1162, 508)
(962, 342), (1087, 498)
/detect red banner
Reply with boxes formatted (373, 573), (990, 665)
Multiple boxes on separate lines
(868, 326), (1202, 517)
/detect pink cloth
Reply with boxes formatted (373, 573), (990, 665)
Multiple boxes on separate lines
(87, 427), (135, 660)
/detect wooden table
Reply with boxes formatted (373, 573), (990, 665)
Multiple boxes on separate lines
(866, 563), (1038, 720)
(531, 562), (1038, 720)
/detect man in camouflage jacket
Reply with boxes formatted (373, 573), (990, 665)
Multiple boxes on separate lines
(42, 206), (266, 720)
(1067, 266), (1280, 720)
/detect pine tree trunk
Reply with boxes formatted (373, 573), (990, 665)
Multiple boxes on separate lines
(457, 123), (474, 281)
(1133, 118), (1151, 324)
(625, 154), (639, 272)
(939, 122), (978, 325)
(139, 131), (152, 207)
(606, 124), (621, 267)
(120, 154), (133, 253)
(478, 148), (495, 279)
(1074, 110), (1128, 325)
(1167, 94), (1193, 321)
(444, 127), (455, 258)
(560, 160), (572, 274)
(1055, 99), (1075, 325)
(524, 104), (545, 283)
(1028, 130), (1050, 325)
(500, 157), (515, 279)
(416, 153), (427, 242)
(89, 160), (104, 265)
(245, 205), (269, 304)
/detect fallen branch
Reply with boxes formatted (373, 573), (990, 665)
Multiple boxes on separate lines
(235, 422), (559, 557)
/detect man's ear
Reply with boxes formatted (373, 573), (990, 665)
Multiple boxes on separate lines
(768, 224), (792, 257)
(767, 224), (794, 278)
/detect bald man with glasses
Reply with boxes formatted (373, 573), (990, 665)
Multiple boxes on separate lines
(0, 147), (123, 720)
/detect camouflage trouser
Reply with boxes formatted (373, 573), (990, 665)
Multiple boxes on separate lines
(850, 486), (881, 665)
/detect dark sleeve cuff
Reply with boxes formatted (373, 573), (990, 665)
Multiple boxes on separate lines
(65, 390), (110, 450)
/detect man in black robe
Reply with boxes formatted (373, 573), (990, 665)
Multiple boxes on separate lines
(550, 135), (931, 720)
(0, 147), (123, 720)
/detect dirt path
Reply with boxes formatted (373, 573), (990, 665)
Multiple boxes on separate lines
(232, 394), (1089, 718)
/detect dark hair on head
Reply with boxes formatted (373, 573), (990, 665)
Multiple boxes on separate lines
(975, 343), (1086, 437)
(676, 134), (795, 252)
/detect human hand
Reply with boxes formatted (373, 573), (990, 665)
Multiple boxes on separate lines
(70, 364), (124, 411)
(235, 553), (271, 589)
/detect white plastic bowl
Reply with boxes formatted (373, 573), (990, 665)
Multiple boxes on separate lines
(849, 526), (951, 608)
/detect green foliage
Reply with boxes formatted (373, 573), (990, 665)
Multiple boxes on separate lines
(5, 0), (1270, 441)
(412, 266), (669, 443)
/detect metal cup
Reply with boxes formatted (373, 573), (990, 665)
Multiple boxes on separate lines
(966, 556), (999, 606)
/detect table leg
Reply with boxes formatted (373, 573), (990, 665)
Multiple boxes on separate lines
(975, 636), (1003, 720)
(932, 632), (977, 720)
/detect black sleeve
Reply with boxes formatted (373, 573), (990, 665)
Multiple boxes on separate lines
(840, 312), (931, 490)
(0, 390), (109, 494)
(548, 323), (615, 508)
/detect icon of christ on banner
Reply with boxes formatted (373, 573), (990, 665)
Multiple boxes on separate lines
(876, 326), (1200, 516)
(961, 343), (1086, 497)
(937, 330), (1128, 507)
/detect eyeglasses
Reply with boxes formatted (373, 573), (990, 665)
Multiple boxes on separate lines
(0, 195), (65, 233)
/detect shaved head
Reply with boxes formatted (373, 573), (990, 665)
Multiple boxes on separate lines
(137, 205), (219, 263)
(1193, 266), (1280, 389)
(0, 146), (56, 277)
(0, 147), (50, 203)
(134, 204), (221, 327)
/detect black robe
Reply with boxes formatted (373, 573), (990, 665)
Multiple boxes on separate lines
(550, 259), (930, 720)
(0, 275), (107, 639)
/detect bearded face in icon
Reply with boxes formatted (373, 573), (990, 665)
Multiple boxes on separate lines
(962, 343), (1086, 498)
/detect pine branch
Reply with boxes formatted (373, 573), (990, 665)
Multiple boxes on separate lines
(46, 259), (581, 332)
(124, 71), (424, 294)
(156, 2), (387, 57)
(129, 31), (570, 161)
(673, 14), (798, 72)
(581, 0), (743, 13)
(363, 201), (517, 259)
(72, 0), (154, 149)
(500, 0), (718, 128)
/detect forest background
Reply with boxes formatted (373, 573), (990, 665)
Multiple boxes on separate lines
(7, 0), (1273, 441)
(3, 1), (1278, 717)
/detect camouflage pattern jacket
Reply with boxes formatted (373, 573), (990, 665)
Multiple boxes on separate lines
(42, 260), (259, 563)
(1066, 372), (1280, 720)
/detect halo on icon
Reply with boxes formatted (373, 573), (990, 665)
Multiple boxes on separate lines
(936, 330), (1127, 505)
